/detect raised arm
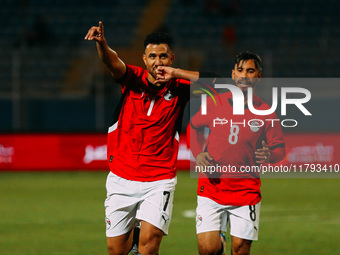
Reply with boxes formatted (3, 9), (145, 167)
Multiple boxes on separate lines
(154, 66), (200, 83)
(85, 21), (126, 79)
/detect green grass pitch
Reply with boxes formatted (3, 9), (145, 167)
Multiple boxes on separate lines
(0, 171), (339, 254)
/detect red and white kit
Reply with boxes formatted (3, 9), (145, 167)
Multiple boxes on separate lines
(107, 64), (190, 181)
(191, 91), (285, 206)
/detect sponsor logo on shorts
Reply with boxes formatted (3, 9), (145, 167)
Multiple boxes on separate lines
(162, 215), (169, 224)
(105, 217), (111, 230)
(196, 215), (203, 227)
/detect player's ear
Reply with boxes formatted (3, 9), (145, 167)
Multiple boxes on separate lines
(142, 54), (147, 66)
(231, 69), (235, 80)
(170, 54), (175, 63)
(257, 72), (262, 82)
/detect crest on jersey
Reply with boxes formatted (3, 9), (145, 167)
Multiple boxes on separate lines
(164, 90), (174, 101)
(249, 120), (261, 132)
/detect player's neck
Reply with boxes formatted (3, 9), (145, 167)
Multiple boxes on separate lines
(147, 73), (163, 87)
(242, 89), (256, 105)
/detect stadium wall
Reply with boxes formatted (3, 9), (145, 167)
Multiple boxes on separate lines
(0, 133), (339, 171)
(1, 98), (339, 133)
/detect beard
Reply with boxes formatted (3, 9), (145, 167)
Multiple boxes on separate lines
(235, 78), (256, 95)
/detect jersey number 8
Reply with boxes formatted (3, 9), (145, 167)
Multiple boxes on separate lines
(228, 125), (240, 145)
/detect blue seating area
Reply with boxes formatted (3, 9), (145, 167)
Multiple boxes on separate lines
(1, 0), (339, 132)
(165, 0), (340, 77)
(1, 0), (339, 97)
(0, 0), (143, 97)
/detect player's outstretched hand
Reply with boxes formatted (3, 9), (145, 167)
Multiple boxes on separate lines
(85, 21), (105, 43)
(154, 66), (176, 84)
(255, 140), (271, 164)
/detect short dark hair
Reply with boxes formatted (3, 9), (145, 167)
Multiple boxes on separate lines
(235, 51), (262, 72)
(144, 32), (173, 49)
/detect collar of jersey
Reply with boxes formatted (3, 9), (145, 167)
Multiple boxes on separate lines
(146, 79), (169, 97)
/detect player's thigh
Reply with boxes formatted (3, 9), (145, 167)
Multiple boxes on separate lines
(196, 196), (228, 234)
(136, 177), (176, 235)
(228, 202), (261, 241)
(197, 231), (222, 255)
(107, 230), (134, 255)
(138, 220), (164, 255)
(105, 172), (140, 237)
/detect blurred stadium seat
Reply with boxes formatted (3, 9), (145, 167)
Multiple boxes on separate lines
(0, 0), (339, 132)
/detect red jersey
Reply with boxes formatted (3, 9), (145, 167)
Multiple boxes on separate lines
(190, 91), (285, 205)
(107, 65), (190, 182)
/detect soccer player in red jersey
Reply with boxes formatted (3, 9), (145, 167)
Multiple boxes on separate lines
(85, 22), (198, 255)
(156, 51), (285, 255)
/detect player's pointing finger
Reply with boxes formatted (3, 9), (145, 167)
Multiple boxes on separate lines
(99, 21), (104, 34)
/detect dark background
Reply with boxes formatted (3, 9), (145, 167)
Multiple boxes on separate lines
(1, 0), (339, 132)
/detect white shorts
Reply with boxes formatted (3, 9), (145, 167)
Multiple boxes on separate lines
(196, 196), (260, 241)
(104, 172), (176, 237)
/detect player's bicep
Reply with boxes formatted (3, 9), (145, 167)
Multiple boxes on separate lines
(110, 59), (126, 80)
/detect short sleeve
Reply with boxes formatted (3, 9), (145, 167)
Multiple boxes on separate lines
(117, 64), (145, 94)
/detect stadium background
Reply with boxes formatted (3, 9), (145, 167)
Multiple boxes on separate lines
(1, 0), (340, 254)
